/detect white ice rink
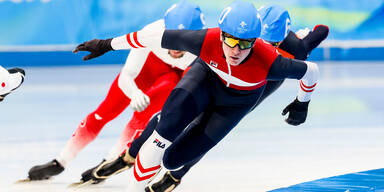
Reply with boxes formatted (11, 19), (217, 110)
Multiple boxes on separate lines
(1, 61), (384, 192)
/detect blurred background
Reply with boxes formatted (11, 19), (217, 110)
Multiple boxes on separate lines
(1, 1), (384, 192)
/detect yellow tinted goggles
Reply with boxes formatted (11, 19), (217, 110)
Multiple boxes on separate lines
(223, 36), (255, 50)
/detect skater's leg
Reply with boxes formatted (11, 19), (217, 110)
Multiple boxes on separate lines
(126, 71), (184, 158)
(128, 112), (160, 159)
(144, 104), (252, 192)
(79, 72), (181, 184)
(163, 104), (254, 169)
(125, 61), (212, 191)
(56, 74), (130, 166)
(107, 72), (180, 159)
(28, 75), (130, 181)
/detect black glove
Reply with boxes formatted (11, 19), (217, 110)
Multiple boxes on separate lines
(303, 25), (329, 53)
(282, 98), (310, 126)
(73, 38), (113, 60)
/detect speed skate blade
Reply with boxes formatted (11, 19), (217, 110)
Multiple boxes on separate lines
(14, 178), (31, 183)
(14, 177), (52, 184)
(68, 180), (94, 188)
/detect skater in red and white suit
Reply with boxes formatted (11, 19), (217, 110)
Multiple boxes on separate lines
(27, 1), (205, 181)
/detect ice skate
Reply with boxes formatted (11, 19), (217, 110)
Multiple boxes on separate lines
(68, 159), (106, 188)
(69, 152), (134, 188)
(145, 171), (180, 192)
(17, 159), (64, 182)
(92, 155), (133, 179)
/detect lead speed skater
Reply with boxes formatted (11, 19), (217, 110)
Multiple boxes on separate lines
(79, 4), (329, 192)
(141, 4), (329, 192)
(72, 1), (319, 191)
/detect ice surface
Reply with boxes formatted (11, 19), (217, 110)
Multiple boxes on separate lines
(1, 62), (384, 191)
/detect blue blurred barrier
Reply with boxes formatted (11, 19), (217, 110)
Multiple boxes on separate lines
(309, 47), (384, 61)
(0, 48), (130, 67)
(309, 40), (384, 61)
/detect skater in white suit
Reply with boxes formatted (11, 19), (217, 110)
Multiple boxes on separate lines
(0, 65), (25, 102)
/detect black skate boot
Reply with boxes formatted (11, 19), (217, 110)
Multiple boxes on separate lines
(69, 153), (134, 187)
(0, 68), (25, 102)
(28, 159), (64, 180)
(145, 171), (180, 192)
(79, 159), (106, 184)
(92, 155), (134, 181)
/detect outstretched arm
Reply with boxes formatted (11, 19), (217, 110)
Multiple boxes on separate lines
(72, 38), (114, 60)
(73, 24), (206, 61)
(267, 56), (319, 125)
(295, 61), (318, 102)
(72, 26), (163, 61)
(282, 60), (318, 125)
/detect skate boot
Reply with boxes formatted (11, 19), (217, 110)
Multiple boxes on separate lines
(145, 171), (180, 192)
(67, 159), (107, 188)
(0, 68), (25, 102)
(69, 152), (134, 187)
(28, 159), (64, 180)
(92, 153), (134, 181)
(79, 159), (106, 184)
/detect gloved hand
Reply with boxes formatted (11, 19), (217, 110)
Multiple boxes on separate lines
(130, 90), (150, 112)
(303, 25), (329, 52)
(295, 27), (311, 39)
(282, 98), (310, 126)
(73, 38), (113, 60)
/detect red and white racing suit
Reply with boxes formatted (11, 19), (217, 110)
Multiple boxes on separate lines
(56, 20), (196, 166)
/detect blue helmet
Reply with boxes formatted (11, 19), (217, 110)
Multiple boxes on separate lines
(164, 0), (205, 30)
(218, 1), (262, 39)
(259, 4), (291, 43)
